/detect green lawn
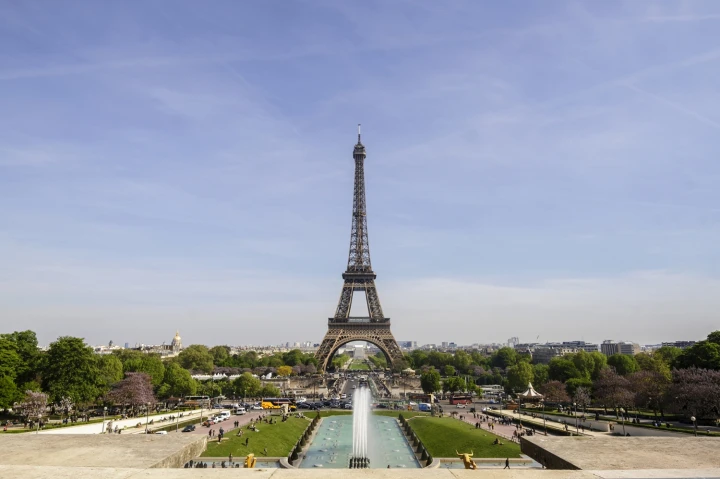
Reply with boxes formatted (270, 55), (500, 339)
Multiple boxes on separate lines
(348, 361), (370, 370)
(408, 417), (522, 458)
(201, 416), (310, 458)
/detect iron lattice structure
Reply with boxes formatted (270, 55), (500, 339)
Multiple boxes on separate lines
(316, 128), (403, 371)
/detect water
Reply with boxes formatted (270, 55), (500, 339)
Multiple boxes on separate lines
(351, 388), (370, 466)
(300, 388), (419, 469)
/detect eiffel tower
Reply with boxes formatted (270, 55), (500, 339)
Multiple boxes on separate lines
(316, 126), (403, 371)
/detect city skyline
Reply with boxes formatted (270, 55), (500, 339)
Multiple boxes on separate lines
(2, 1), (720, 346)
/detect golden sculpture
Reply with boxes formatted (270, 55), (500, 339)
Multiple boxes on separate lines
(456, 450), (477, 470)
(244, 454), (257, 468)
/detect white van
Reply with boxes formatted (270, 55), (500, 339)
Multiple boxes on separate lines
(218, 411), (231, 421)
(234, 407), (247, 415)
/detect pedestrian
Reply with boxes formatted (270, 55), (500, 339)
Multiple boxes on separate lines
(263, 447), (268, 456)
(208, 430), (212, 438)
(229, 453), (233, 463)
(504, 458), (510, 469)
(245, 437), (249, 446)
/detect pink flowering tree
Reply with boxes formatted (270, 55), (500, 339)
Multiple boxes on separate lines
(20, 390), (49, 433)
(105, 372), (156, 414)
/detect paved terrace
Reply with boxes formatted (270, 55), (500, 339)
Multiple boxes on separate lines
(0, 434), (206, 469)
(521, 436), (720, 470)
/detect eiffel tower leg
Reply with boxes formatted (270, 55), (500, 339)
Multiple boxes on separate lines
(333, 282), (354, 321)
(364, 282), (384, 321)
(316, 329), (343, 372)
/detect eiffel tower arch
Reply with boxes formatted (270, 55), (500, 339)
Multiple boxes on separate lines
(316, 126), (404, 371)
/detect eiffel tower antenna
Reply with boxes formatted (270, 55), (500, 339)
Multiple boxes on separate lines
(316, 127), (403, 372)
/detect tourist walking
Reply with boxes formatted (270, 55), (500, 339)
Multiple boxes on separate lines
(504, 458), (510, 469)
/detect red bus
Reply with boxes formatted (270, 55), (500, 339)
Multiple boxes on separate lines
(449, 394), (472, 405)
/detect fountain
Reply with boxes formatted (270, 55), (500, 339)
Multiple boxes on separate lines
(300, 385), (419, 469)
(349, 387), (371, 468)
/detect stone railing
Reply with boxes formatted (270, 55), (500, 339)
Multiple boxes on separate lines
(398, 414), (433, 467)
(286, 412), (322, 467)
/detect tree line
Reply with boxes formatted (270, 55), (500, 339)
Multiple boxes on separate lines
(0, 331), (323, 415)
(414, 330), (720, 421)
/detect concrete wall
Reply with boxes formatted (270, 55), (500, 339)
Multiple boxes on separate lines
(151, 436), (207, 468)
(520, 437), (579, 470)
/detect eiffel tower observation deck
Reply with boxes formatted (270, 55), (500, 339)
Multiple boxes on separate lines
(315, 126), (403, 372)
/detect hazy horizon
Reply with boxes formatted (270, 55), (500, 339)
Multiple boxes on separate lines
(2, 1), (719, 347)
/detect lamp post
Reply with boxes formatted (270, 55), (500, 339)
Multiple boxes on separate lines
(573, 402), (579, 435)
(619, 408), (626, 436)
(542, 400), (547, 435)
(145, 403), (151, 434)
(101, 406), (107, 433)
(690, 416), (697, 437)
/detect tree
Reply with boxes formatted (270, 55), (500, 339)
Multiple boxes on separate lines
(277, 366), (293, 377)
(532, 364), (549, 387)
(629, 370), (669, 415)
(565, 378), (593, 397)
(0, 338), (22, 379)
(0, 331), (41, 385)
(123, 354), (165, 388)
(303, 364), (317, 375)
(634, 353), (670, 380)
(96, 355), (124, 393)
(506, 362), (534, 391)
(675, 341), (720, 370)
(442, 376), (466, 393)
(654, 346), (682, 368)
(707, 330), (720, 345)
(548, 358), (582, 382)
(490, 348), (518, 369)
(0, 375), (20, 410)
(106, 373), (156, 411)
(209, 346), (230, 365)
(592, 368), (634, 414)
(19, 390), (48, 433)
(539, 380), (569, 403)
(573, 387), (591, 411)
(668, 367), (720, 420)
(420, 369), (441, 394)
(56, 396), (74, 420)
(443, 365), (456, 377)
(177, 345), (214, 373)
(233, 372), (261, 398)
(606, 354), (639, 376)
(161, 363), (197, 398)
(42, 336), (99, 404)
(453, 350), (472, 373)
(260, 385), (281, 397)
(282, 349), (305, 367)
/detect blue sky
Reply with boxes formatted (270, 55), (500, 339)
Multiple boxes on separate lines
(1, 0), (720, 347)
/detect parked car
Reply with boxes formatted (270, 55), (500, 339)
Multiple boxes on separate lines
(213, 404), (225, 409)
(155, 431), (167, 435)
(182, 425), (196, 432)
(456, 404), (466, 409)
(251, 405), (263, 410)
(344, 403), (353, 409)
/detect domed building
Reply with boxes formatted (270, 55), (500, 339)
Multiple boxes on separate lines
(170, 330), (182, 353)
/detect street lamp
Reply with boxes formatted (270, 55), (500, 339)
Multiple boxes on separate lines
(573, 402), (579, 435)
(145, 402), (151, 434)
(690, 416), (697, 437)
(542, 399), (547, 435)
(101, 406), (107, 433)
(619, 408), (626, 436)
